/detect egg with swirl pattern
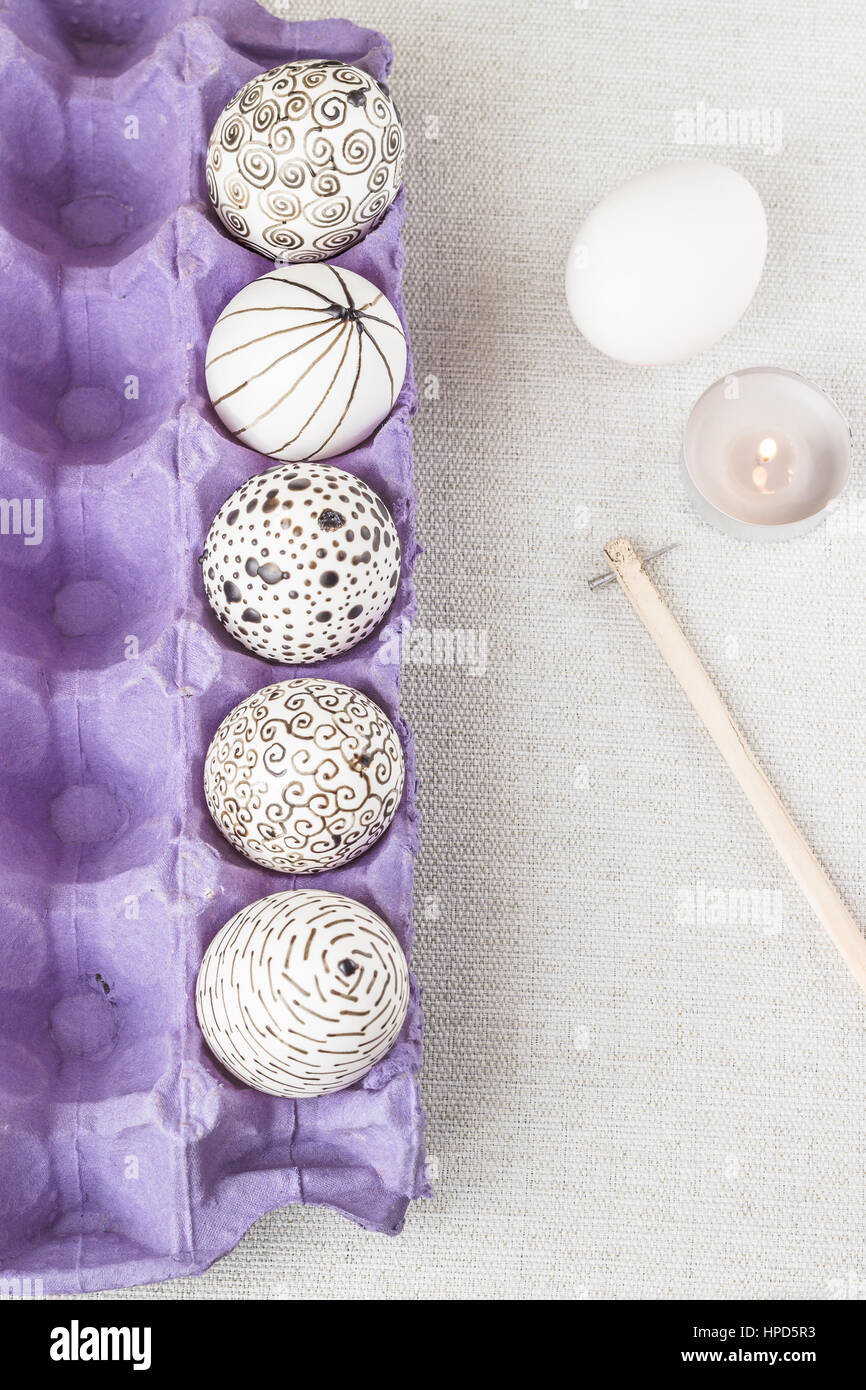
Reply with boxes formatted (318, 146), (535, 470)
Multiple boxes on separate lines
(200, 461), (401, 664)
(206, 59), (405, 262)
(196, 889), (410, 1098)
(204, 678), (404, 873)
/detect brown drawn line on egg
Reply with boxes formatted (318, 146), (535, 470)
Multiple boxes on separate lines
(256, 987), (295, 1040)
(331, 984), (360, 1003)
(328, 264), (402, 333)
(211, 317), (343, 407)
(356, 318), (396, 408)
(265, 319), (359, 456)
(305, 318), (365, 460)
(281, 970), (310, 998)
(273, 1011), (335, 1047)
(327, 264), (355, 309)
(314, 975), (328, 1004)
(206, 316), (336, 370)
(326, 266), (403, 399)
(352, 285), (384, 311)
(252, 1034), (307, 1072)
(239, 998), (270, 1042)
(275, 1038), (310, 1059)
(214, 299), (335, 323)
(258, 273), (347, 305)
(361, 999), (397, 1035)
(239, 915), (262, 962)
(231, 320), (352, 438)
(246, 1045), (309, 1080)
(286, 996), (343, 1026)
(353, 309), (405, 334)
(318, 1046), (375, 1059)
(272, 994), (315, 1031)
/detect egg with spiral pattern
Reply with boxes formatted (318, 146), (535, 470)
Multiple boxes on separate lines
(204, 678), (405, 873)
(206, 59), (405, 262)
(200, 461), (401, 664)
(196, 889), (410, 1098)
(205, 262), (407, 462)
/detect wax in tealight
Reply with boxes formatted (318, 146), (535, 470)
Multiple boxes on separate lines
(682, 368), (850, 541)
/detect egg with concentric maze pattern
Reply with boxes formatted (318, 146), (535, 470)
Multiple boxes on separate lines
(200, 461), (400, 663)
(196, 888), (410, 1097)
(205, 262), (407, 461)
(206, 59), (405, 263)
(204, 677), (405, 873)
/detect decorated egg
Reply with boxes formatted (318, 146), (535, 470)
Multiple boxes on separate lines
(204, 677), (404, 873)
(200, 461), (400, 663)
(196, 889), (410, 1098)
(565, 159), (767, 365)
(206, 59), (405, 262)
(205, 262), (407, 461)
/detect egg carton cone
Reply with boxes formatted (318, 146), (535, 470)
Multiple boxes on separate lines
(0, 0), (426, 1295)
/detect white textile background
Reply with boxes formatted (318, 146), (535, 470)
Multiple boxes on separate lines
(114, 0), (866, 1299)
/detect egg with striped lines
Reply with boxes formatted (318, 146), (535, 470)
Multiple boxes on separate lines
(205, 263), (407, 462)
(195, 889), (410, 1098)
(200, 461), (400, 663)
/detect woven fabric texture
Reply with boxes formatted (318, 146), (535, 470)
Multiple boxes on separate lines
(104, 0), (866, 1299)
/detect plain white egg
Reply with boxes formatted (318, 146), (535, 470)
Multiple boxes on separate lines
(565, 160), (767, 365)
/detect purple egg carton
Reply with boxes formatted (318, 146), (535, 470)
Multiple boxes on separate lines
(0, 0), (426, 1294)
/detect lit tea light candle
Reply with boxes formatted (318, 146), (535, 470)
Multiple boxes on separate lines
(682, 367), (851, 541)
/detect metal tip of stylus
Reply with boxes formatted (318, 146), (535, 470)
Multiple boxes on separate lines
(588, 542), (679, 591)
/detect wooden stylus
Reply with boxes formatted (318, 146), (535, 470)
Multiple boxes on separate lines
(601, 537), (866, 1000)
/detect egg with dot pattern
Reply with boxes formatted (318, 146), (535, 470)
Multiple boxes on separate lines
(195, 889), (410, 1098)
(200, 461), (400, 663)
(204, 677), (405, 873)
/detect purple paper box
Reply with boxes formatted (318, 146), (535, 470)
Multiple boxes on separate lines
(0, 0), (426, 1294)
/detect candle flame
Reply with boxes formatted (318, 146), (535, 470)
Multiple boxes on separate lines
(752, 437), (779, 493)
(758, 437), (777, 464)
